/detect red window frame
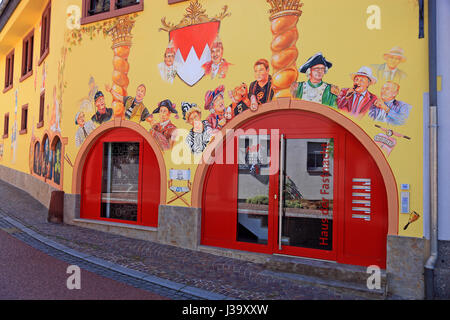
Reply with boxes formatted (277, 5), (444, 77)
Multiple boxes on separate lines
(20, 104), (28, 135)
(80, 0), (144, 25)
(39, 1), (51, 66)
(20, 29), (34, 82)
(37, 91), (45, 128)
(4, 49), (14, 93)
(81, 128), (160, 227)
(3, 113), (9, 139)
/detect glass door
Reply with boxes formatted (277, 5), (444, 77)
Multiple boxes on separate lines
(275, 135), (336, 259)
(101, 142), (140, 222)
(236, 134), (272, 245)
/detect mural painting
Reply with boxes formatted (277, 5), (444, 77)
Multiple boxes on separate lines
(47, 0), (420, 220)
(149, 99), (179, 151)
(371, 46), (407, 84)
(160, 1), (231, 86)
(291, 53), (338, 107)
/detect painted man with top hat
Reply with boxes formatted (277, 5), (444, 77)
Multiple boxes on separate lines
(291, 52), (340, 107)
(150, 99), (179, 150)
(337, 66), (378, 118)
(371, 46), (407, 83)
(91, 91), (113, 125)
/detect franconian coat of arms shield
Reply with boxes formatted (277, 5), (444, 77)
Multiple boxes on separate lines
(160, 1), (231, 86)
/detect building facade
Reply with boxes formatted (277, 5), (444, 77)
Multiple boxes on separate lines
(0, 0), (446, 299)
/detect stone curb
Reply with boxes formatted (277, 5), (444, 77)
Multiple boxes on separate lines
(0, 214), (232, 300)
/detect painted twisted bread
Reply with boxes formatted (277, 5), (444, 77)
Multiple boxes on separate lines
(111, 46), (131, 118)
(270, 14), (299, 98)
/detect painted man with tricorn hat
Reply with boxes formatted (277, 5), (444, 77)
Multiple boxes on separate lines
(337, 66), (379, 118)
(371, 46), (407, 83)
(290, 52), (340, 107)
(149, 99), (179, 150)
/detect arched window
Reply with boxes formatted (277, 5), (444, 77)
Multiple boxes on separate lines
(52, 137), (62, 185)
(41, 136), (52, 180)
(33, 141), (41, 175)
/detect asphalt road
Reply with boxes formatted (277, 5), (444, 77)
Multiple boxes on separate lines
(0, 229), (169, 300)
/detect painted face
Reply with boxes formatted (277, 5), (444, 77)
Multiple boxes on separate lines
(188, 111), (201, 126)
(212, 94), (225, 114)
(385, 55), (403, 70)
(164, 51), (175, 67)
(95, 96), (106, 110)
(188, 111), (203, 132)
(353, 75), (370, 93)
(380, 82), (399, 102)
(211, 46), (223, 65)
(254, 64), (269, 83)
(77, 113), (85, 127)
(136, 85), (146, 101)
(159, 106), (171, 122)
(309, 64), (326, 83)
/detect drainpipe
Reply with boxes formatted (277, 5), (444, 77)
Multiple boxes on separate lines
(424, 0), (438, 300)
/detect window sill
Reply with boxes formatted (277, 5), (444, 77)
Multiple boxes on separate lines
(73, 218), (158, 232)
(36, 121), (44, 129)
(3, 85), (13, 94)
(38, 48), (49, 66)
(2, 134), (8, 139)
(19, 129), (27, 135)
(168, 0), (189, 4)
(19, 70), (33, 83)
(80, 3), (143, 25)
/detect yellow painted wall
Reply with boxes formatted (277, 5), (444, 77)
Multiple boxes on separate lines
(0, 0), (428, 237)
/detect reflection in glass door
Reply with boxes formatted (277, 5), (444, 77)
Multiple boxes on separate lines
(279, 137), (334, 251)
(236, 135), (271, 245)
(101, 142), (140, 222)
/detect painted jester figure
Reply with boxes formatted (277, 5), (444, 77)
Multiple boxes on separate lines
(204, 85), (231, 132)
(291, 52), (339, 108)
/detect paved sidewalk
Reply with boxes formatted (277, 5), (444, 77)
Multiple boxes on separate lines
(0, 179), (369, 300)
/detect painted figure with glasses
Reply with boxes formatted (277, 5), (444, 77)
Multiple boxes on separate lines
(291, 52), (339, 108)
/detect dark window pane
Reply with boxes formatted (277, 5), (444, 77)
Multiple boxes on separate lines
(89, 0), (110, 15)
(115, 0), (140, 9)
(53, 140), (62, 185)
(101, 142), (140, 222)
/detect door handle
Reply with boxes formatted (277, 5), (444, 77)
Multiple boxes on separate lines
(278, 134), (285, 250)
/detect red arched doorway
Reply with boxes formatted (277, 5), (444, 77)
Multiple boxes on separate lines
(80, 127), (161, 227)
(201, 109), (389, 268)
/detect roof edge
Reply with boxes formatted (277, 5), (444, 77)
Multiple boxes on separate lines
(0, 0), (21, 34)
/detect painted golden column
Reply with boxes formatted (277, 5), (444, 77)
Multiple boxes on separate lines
(107, 17), (135, 119)
(267, 0), (303, 98)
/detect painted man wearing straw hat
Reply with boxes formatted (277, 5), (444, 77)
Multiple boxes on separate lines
(337, 66), (379, 118)
(371, 46), (407, 83)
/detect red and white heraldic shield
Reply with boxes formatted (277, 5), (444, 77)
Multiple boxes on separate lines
(169, 21), (220, 86)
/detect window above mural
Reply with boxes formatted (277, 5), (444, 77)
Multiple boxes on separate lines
(81, 0), (143, 25)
